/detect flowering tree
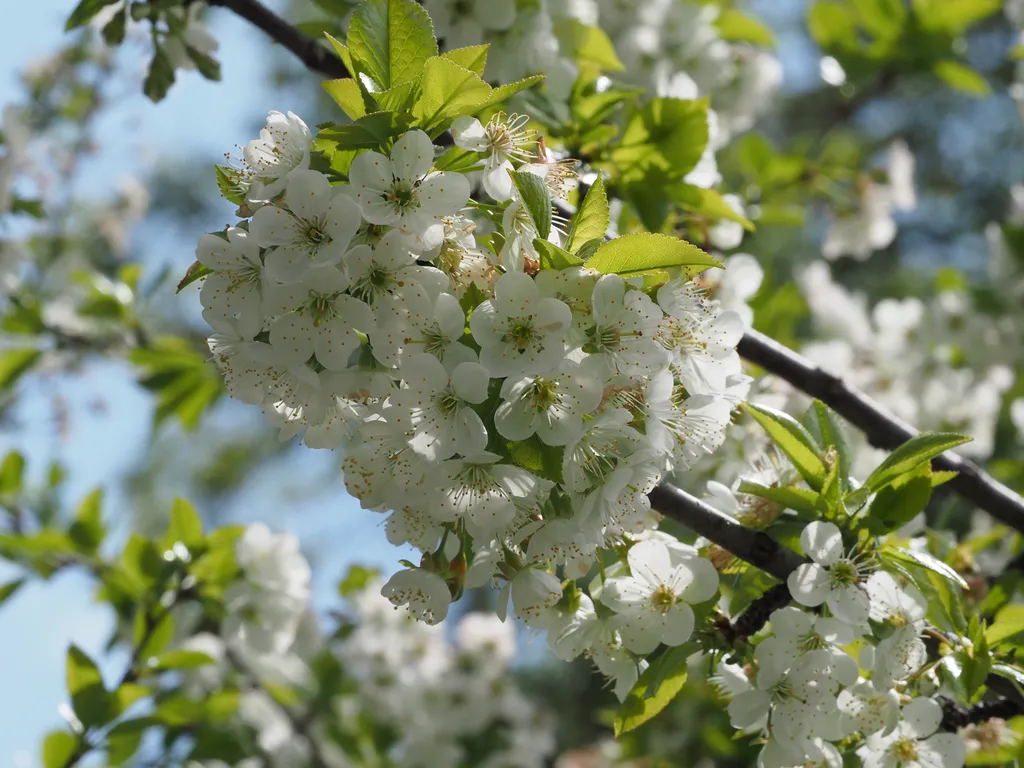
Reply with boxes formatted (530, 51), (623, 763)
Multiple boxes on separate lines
(2, 0), (1024, 766)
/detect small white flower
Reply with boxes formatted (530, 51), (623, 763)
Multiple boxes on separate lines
(372, 284), (476, 371)
(837, 680), (900, 736)
(707, 194), (746, 251)
(865, 571), (927, 628)
(381, 568), (451, 625)
(451, 113), (535, 201)
(263, 266), (375, 369)
(585, 274), (668, 376)
(787, 521), (872, 626)
(470, 271), (571, 377)
(509, 566), (563, 630)
(243, 111), (312, 203)
(392, 353), (489, 461)
(857, 697), (965, 768)
(349, 130), (470, 250)
(603, 539), (718, 654)
(494, 360), (603, 445)
(198, 227), (265, 338)
(249, 170), (362, 284)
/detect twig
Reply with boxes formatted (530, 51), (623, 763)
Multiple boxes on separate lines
(206, 0), (350, 79)
(941, 697), (1021, 731)
(737, 330), (1024, 534)
(648, 484), (805, 582)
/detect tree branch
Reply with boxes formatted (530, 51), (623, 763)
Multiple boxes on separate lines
(648, 484), (805, 582)
(737, 329), (1024, 534)
(206, 0), (350, 79)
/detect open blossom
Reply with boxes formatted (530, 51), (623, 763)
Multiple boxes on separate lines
(197, 227), (265, 338)
(586, 274), (668, 376)
(602, 539), (719, 654)
(381, 568), (451, 625)
(787, 521), (872, 626)
(349, 129), (470, 250)
(494, 360), (604, 445)
(470, 271), (571, 377)
(243, 111), (312, 203)
(451, 113), (535, 201)
(857, 698), (965, 768)
(249, 169), (362, 284)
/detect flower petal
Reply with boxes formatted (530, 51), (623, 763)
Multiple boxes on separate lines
(801, 520), (844, 566)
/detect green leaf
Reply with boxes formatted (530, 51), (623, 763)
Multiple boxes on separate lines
(68, 488), (105, 555)
(615, 643), (696, 736)
(862, 432), (971, 493)
(0, 451), (25, 496)
(411, 57), (492, 134)
(186, 46), (221, 81)
(865, 476), (932, 534)
(324, 33), (356, 74)
(375, 78), (420, 112)
(143, 46), (176, 103)
(42, 731), (78, 768)
(715, 9), (776, 46)
(586, 233), (722, 280)
(11, 197), (45, 218)
(347, 0), (437, 90)
(933, 60), (990, 96)
(65, 0), (120, 30)
(566, 175), (609, 252)
(986, 604), (1024, 647)
(0, 577), (25, 606)
(441, 44), (488, 76)
(0, 348), (41, 389)
(433, 146), (485, 173)
(67, 644), (114, 727)
(913, 0), (1001, 32)
(176, 260), (212, 294)
(612, 97), (709, 178)
(671, 184), (754, 230)
(147, 650), (215, 671)
(807, 1), (859, 50)
(473, 75), (545, 113)
(166, 498), (204, 549)
(213, 166), (247, 206)
(318, 111), (414, 150)
(576, 238), (602, 262)
(889, 546), (969, 589)
(813, 402), (850, 488)
(534, 239), (584, 270)
(736, 482), (821, 517)
(322, 79), (368, 120)
(557, 20), (624, 71)
(130, 337), (223, 429)
(106, 718), (151, 765)
(339, 564), (381, 597)
(744, 403), (828, 490)
(510, 170), (553, 241)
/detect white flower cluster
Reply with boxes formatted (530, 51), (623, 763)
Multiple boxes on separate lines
(719, 521), (966, 768)
(426, 0), (782, 185)
(195, 110), (747, 694)
(182, 525), (553, 768)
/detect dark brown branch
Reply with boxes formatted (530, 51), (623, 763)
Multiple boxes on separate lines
(737, 329), (1024, 534)
(941, 697), (1021, 731)
(649, 484), (805, 582)
(207, 0), (350, 79)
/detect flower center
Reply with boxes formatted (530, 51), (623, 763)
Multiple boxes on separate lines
(305, 223), (327, 245)
(304, 291), (341, 326)
(438, 388), (462, 417)
(585, 324), (622, 354)
(504, 317), (536, 350)
(530, 378), (559, 410)
(650, 585), (676, 614)
(892, 737), (919, 763)
(386, 178), (420, 213)
(829, 558), (859, 588)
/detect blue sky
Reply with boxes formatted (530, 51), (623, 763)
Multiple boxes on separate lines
(0, 3), (409, 764)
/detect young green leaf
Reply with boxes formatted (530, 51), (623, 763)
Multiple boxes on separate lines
(143, 47), (176, 103)
(322, 79), (368, 120)
(534, 239), (584, 270)
(986, 604), (1024, 647)
(41, 731), (78, 768)
(213, 165), (247, 206)
(318, 111), (414, 150)
(566, 175), (609, 252)
(0, 577), (25, 606)
(736, 482), (821, 517)
(441, 44), (489, 76)
(557, 20), (624, 71)
(813, 402), (850, 488)
(65, 0), (120, 30)
(346, 0), (437, 91)
(67, 644), (113, 726)
(888, 546), (969, 589)
(744, 403), (828, 490)
(612, 97), (710, 179)
(0, 348), (42, 389)
(864, 475), (932, 534)
(473, 75), (545, 113)
(166, 497), (204, 549)
(510, 170), (553, 241)
(410, 57), (492, 135)
(176, 260), (212, 294)
(68, 488), (105, 555)
(614, 643), (696, 735)
(671, 183), (754, 230)
(714, 8), (776, 46)
(862, 432), (971, 493)
(585, 233), (722, 279)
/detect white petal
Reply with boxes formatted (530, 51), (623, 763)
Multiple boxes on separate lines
(450, 116), (488, 151)
(902, 697), (942, 739)
(827, 585), (871, 627)
(662, 603), (695, 645)
(418, 172), (471, 217)
(801, 520), (844, 566)
(391, 129), (435, 182)
(285, 169), (331, 221)
(450, 361), (490, 403)
(787, 562), (830, 607)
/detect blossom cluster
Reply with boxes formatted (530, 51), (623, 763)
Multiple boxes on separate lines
(194, 106), (747, 696)
(181, 524), (553, 768)
(717, 521), (967, 768)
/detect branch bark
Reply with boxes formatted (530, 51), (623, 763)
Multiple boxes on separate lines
(737, 329), (1024, 534)
(207, 0), (350, 79)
